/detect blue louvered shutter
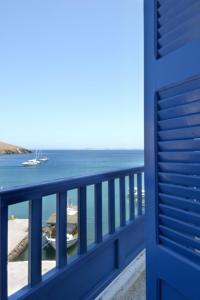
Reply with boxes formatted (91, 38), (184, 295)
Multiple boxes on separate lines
(157, 0), (200, 57)
(145, 1), (200, 299)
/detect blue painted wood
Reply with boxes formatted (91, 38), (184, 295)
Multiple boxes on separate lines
(9, 216), (145, 300)
(0, 202), (8, 300)
(28, 198), (42, 286)
(158, 139), (200, 151)
(78, 186), (87, 254)
(137, 173), (142, 216)
(95, 183), (102, 243)
(145, 0), (200, 298)
(119, 177), (126, 226)
(158, 76), (200, 97)
(159, 172), (200, 187)
(158, 101), (200, 120)
(159, 225), (200, 249)
(159, 182), (200, 200)
(158, 0), (197, 26)
(158, 88), (200, 110)
(158, 113), (200, 130)
(157, 0), (200, 57)
(159, 236), (200, 264)
(158, 126), (200, 141)
(159, 193), (200, 213)
(56, 192), (67, 268)
(158, 151), (200, 162)
(0, 167), (144, 206)
(159, 214), (200, 236)
(159, 203), (200, 225)
(108, 179), (115, 234)
(159, 162), (200, 174)
(159, 16), (199, 41)
(0, 167), (144, 300)
(144, 1), (158, 299)
(129, 175), (135, 220)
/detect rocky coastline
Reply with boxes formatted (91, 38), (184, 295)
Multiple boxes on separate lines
(0, 141), (31, 154)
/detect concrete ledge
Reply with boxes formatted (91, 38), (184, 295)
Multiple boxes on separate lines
(95, 250), (145, 300)
(8, 261), (55, 296)
(8, 219), (29, 261)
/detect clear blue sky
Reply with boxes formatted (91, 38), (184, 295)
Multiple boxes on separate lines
(0, 0), (144, 150)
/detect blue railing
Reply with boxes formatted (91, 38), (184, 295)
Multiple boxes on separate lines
(0, 166), (145, 300)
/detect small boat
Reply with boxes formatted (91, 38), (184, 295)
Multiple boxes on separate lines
(39, 157), (48, 162)
(44, 233), (78, 250)
(22, 150), (41, 166)
(38, 151), (48, 162)
(43, 205), (78, 250)
(22, 158), (41, 166)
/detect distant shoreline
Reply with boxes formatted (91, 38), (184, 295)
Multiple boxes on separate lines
(0, 142), (31, 155)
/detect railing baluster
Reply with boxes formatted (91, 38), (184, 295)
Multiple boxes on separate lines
(78, 186), (87, 254)
(95, 183), (102, 243)
(142, 172), (145, 213)
(0, 203), (8, 300)
(56, 192), (67, 268)
(120, 177), (126, 227)
(137, 173), (142, 216)
(108, 179), (115, 234)
(129, 174), (135, 220)
(28, 197), (42, 286)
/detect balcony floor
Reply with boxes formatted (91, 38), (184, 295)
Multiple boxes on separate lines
(96, 250), (145, 300)
(122, 271), (145, 300)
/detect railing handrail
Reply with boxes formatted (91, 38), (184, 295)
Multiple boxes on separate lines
(0, 166), (144, 206)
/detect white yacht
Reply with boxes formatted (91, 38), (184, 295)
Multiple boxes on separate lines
(22, 150), (41, 166)
(22, 158), (41, 166)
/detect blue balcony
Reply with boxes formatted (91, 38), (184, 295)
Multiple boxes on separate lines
(0, 166), (145, 300)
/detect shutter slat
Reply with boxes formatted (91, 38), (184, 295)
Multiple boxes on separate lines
(157, 0), (200, 57)
(159, 193), (200, 213)
(159, 225), (200, 250)
(158, 139), (200, 151)
(159, 183), (200, 200)
(158, 2), (200, 36)
(158, 127), (200, 141)
(158, 89), (200, 110)
(159, 162), (200, 175)
(158, 78), (200, 100)
(158, 114), (200, 131)
(158, 152), (200, 162)
(158, 101), (200, 121)
(158, 172), (200, 187)
(159, 214), (200, 237)
(159, 204), (200, 226)
(160, 236), (200, 263)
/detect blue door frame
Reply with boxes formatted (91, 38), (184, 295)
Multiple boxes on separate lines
(145, 1), (200, 299)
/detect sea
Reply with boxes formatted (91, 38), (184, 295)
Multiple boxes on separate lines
(0, 150), (144, 260)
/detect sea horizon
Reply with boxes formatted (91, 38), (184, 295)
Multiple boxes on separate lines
(0, 149), (144, 186)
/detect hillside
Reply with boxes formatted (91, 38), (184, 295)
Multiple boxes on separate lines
(0, 142), (31, 154)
